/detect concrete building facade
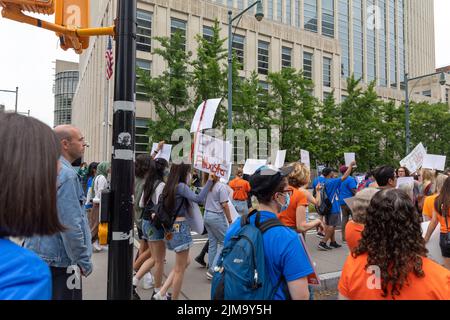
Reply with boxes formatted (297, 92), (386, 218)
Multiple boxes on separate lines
(72, 0), (440, 162)
(54, 59), (79, 127)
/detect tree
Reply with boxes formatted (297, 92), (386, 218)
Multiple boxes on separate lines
(377, 100), (405, 166)
(137, 31), (194, 142)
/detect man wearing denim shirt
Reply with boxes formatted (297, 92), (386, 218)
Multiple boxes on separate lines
(25, 125), (92, 300)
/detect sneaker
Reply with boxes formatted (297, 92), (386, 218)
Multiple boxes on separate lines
(152, 292), (170, 300)
(316, 232), (325, 239)
(132, 286), (141, 300)
(195, 256), (207, 267)
(317, 242), (332, 251)
(329, 242), (342, 249)
(132, 276), (139, 287)
(142, 272), (154, 290)
(93, 241), (103, 252)
(206, 271), (213, 280)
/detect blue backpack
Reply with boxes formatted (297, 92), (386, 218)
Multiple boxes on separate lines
(211, 210), (290, 300)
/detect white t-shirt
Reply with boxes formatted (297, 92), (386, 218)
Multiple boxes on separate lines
(93, 175), (109, 204)
(139, 182), (165, 208)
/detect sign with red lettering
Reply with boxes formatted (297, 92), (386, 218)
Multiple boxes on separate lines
(193, 133), (232, 179)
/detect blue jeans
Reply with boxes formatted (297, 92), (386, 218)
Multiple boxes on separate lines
(232, 200), (249, 216)
(204, 211), (228, 274)
(165, 220), (193, 253)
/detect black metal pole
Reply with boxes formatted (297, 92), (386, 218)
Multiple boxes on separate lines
(107, 0), (136, 300)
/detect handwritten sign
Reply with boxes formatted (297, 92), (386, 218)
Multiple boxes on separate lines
(301, 150), (311, 168)
(400, 143), (427, 174)
(193, 133), (231, 179)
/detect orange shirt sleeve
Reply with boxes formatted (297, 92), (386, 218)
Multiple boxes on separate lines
(422, 195), (435, 219)
(245, 180), (251, 193)
(297, 189), (308, 207)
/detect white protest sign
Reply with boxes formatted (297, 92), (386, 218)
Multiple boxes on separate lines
(193, 133), (231, 179)
(243, 159), (267, 175)
(356, 176), (365, 185)
(275, 150), (287, 168)
(396, 177), (415, 189)
(422, 154), (447, 171)
(151, 143), (172, 161)
(185, 201), (204, 234)
(421, 221), (444, 265)
(400, 143), (427, 173)
(301, 150), (311, 168)
(344, 153), (356, 167)
(190, 98), (222, 133)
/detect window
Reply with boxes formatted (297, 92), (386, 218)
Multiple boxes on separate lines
(303, 52), (313, 80)
(233, 34), (245, 69)
(353, 0), (364, 80)
(379, 0), (388, 86)
(267, 0), (274, 20)
(339, 0), (349, 78)
(171, 18), (187, 51)
(203, 26), (214, 42)
(259, 81), (269, 93)
(367, 0), (377, 82)
(282, 47), (292, 69)
(238, 0), (244, 10)
(322, 0), (334, 38)
(258, 40), (270, 75)
(389, 0), (397, 88)
(398, 0), (405, 89)
(136, 59), (151, 101)
(277, 0), (283, 22)
(136, 118), (150, 154)
(422, 90), (431, 98)
(137, 10), (152, 53)
(323, 92), (333, 100)
(286, 0), (292, 25)
(227, 0), (233, 8)
(304, 0), (318, 32)
(323, 57), (332, 87)
(295, 0), (301, 27)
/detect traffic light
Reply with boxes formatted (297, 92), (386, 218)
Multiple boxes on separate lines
(54, 0), (90, 51)
(0, 0), (55, 15)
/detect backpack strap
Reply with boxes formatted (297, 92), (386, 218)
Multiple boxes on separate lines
(258, 218), (285, 233)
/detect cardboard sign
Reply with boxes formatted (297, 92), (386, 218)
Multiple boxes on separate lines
(243, 159), (267, 175)
(190, 98), (222, 133)
(396, 177), (415, 189)
(422, 154), (447, 171)
(301, 150), (311, 168)
(275, 150), (287, 169)
(193, 133), (231, 179)
(298, 234), (321, 286)
(344, 153), (356, 167)
(151, 143), (172, 162)
(421, 221), (444, 265)
(400, 143), (427, 173)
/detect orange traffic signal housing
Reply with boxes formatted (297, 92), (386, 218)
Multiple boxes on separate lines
(54, 0), (90, 51)
(0, 0), (54, 14)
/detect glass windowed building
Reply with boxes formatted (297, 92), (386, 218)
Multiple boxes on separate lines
(72, 0), (437, 162)
(54, 60), (79, 127)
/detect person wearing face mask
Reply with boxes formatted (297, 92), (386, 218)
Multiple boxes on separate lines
(220, 165), (314, 300)
(203, 174), (233, 280)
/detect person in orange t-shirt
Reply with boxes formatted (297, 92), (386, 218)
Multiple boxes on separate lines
(344, 188), (378, 252)
(422, 174), (448, 221)
(278, 163), (324, 236)
(424, 178), (450, 270)
(228, 167), (251, 216)
(339, 189), (450, 300)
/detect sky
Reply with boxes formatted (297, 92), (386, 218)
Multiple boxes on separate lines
(0, 0), (449, 127)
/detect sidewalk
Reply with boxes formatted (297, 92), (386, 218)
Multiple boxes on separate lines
(83, 229), (348, 300)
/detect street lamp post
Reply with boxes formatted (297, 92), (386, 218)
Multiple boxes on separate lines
(0, 86), (18, 113)
(227, 0), (264, 130)
(404, 72), (446, 154)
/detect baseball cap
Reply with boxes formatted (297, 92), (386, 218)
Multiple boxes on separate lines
(249, 165), (294, 197)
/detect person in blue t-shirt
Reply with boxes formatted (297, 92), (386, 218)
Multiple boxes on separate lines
(224, 166), (314, 300)
(338, 166), (358, 243)
(0, 113), (64, 300)
(318, 162), (356, 251)
(312, 168), (332, 238)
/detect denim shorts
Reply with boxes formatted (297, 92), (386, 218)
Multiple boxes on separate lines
(165, 220), (193, 253)
(142, 219), (165, 242)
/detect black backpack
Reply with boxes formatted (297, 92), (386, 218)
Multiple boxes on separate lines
(141, 180), (162, 221)
(152, 194), (186, 231)
(316, 185), (332, 216)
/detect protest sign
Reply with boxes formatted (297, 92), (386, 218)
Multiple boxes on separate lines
(193, 133), (232, 179)
(400, 143), (427, 173)
(151, 143), (172, 162)
(300, 150), (311, 168)
(422, 154), (447, 171)
(396, 177), (415, 189)
(421, 221), (444, 265)
(186, 201), (204, 234)
(243, 159), (267, 175)
(344, 153), (356, 167)
(190, 98), (222, 133)
(355, 175), (365, 185)
(275, 150), (287, 168)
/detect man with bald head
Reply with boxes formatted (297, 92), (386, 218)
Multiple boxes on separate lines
(25, 125), (92, 300)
